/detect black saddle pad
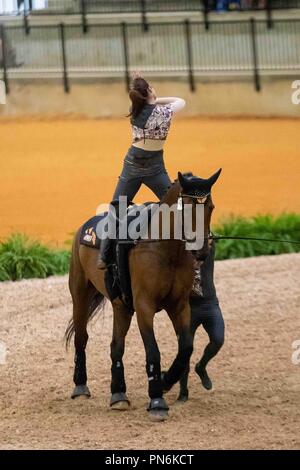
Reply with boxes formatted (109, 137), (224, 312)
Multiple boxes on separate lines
(80, 203), (155, 249)
(80, 213), (108, 249)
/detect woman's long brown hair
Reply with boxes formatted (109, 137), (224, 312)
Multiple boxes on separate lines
(128, 77), (150, 120)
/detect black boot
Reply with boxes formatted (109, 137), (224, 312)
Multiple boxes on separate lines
(97, 237), (113, 270)
(97, 198), (123, 270)
(97, 257), (107, 270)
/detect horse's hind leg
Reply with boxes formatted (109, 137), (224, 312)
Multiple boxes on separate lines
(110, 302), (132, 411)
(68, 242), (91, 399)
(70, 291), (91, 399)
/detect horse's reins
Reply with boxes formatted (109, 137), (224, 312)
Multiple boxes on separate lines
(180, 192), (300, 246)
(210, 235), (300, 245)
(118, 234), (300, 245)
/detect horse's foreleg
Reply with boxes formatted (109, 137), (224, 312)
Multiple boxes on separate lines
(110, 303), (132, 411)
(136, 305), (169, 422)
(163, 303), (193, 393)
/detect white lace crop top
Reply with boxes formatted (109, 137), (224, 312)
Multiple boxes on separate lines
(131, 97), (186, 143)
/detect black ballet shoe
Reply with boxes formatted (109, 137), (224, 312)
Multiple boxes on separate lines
(176, 391), (189, 403)
(195, 363), (213, 390)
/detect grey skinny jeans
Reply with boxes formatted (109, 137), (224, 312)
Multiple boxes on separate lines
(112, 146), (171, 201)
(99, 146), (171, 262)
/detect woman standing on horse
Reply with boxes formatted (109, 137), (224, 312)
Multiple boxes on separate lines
(97, 72), (186, 269)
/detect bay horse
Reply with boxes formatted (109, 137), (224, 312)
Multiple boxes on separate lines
(66, 169), (221, 421)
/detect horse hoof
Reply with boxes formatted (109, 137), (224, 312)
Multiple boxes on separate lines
(195, 364), (213, 390)
(111, 400), (130, 411)
(149, 409), (169, 422)
(71, 385), (91, 399)
(147, 398), (169, 421)
(110, 393), (130, 411)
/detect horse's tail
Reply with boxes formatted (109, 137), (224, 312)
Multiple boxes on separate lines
(65, 228), (106, 348)
(64, 284), (106, 348)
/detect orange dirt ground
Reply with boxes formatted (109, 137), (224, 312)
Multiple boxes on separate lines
(0, 117), (299, 245)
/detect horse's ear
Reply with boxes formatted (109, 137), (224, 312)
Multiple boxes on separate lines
(178, 172), (185, 188)
(207, 168), (222, 188)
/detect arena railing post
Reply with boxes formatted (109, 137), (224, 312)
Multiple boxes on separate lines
(0, 24), (9, 95)
(141, 0), (148, 32)
(203, 0), (210, 31)
(59, 23), (70, 94)
(81, 0), (88, 34)
(23, 0), (30, 35)
(266, 0), (273, 29)
(121, 22), (130, 92)
(184, 19), (196, 93)
(250, 18), (261, 92)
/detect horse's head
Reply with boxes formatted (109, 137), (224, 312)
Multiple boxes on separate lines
(178, 169), (222, 261)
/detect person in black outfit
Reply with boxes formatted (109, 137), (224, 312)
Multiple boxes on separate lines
(178, 241), (225, 401)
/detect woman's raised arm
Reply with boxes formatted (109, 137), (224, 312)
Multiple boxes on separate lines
(155, 97), (186, 113)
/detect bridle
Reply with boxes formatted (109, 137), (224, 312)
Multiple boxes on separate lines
(178, 191), (211, 243)
(179, 192), (210, 205)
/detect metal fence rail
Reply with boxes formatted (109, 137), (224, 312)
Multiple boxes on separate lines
(1, 18), (299, 95)
(2, 1), (300, 15)
(1, 2), (300, 37)
(2, 1), (300, 33)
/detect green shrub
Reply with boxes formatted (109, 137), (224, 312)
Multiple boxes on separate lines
(0, 234), (70, 281)
(213, 213), (300, 260)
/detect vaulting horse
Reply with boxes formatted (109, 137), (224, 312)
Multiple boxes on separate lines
(66, 169), (221, 421)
